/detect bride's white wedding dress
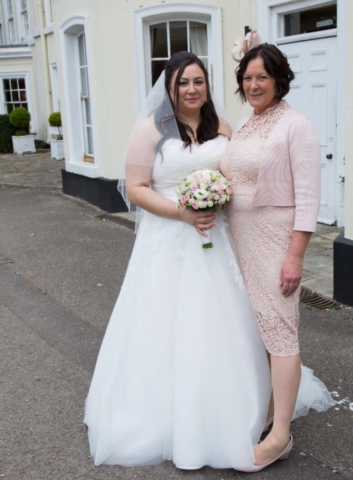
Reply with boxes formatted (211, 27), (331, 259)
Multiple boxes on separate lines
(84, 135), (334, 470)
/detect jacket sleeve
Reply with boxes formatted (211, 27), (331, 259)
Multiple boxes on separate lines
(289, 118), (321, 232)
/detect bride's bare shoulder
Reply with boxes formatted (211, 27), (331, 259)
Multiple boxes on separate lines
(133, 116), (162, 145)
(218, 118), (232, 140)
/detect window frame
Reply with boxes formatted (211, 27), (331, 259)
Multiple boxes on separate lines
(133, 3), (224, 110)
(59, 15), (99, 178)
(49, 62), (59, 112)
(6, 0), (16, 44)
(18, 0), (29, 41)
(0, 70), (36, 131)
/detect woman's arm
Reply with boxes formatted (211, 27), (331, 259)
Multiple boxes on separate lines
(218, 118), (232, 140)
(280, 230), (311, 297)
(125, 118), (216, 236)
(289, 118), (321, 232)
(127, 182), (216, 236)
(279, 116), (321, 297)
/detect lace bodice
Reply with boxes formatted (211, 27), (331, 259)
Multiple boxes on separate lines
(222, 100), (290, 196)
(152, 135), (229, 200)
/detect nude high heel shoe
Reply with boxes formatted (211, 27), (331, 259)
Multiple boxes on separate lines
(237, 435), (293, 473)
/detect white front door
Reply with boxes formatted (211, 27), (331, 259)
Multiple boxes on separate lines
(280, 37), (337, 225)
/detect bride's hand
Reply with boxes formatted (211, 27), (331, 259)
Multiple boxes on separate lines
(179, 207), (216, 237)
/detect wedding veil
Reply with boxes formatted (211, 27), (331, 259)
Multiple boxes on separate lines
(117, 71), (180, 229)
(117, 68), (232, 231)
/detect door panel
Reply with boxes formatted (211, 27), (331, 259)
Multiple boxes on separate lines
(280, 37), (337, 224)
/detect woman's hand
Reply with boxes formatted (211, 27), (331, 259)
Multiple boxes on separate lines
(280, 231), (311, 297)
(179, 207), (216, 237)
(280, 253), (303, 297)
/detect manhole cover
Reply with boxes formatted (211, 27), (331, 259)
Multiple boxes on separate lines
(300, 286), (343, 310)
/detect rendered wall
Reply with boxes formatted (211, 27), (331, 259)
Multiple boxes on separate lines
(51, 0), (256, 180)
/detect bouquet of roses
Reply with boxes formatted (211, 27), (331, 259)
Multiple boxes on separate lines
(176, 169), (233, 249)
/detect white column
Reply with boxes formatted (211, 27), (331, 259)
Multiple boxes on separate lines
(345, 0), (353, 241)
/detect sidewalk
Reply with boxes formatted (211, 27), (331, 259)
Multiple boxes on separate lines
(0, 150), (344, 301)
(0, 153), (352, 479)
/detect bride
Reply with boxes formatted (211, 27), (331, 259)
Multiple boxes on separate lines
(84, 51), (333, 471)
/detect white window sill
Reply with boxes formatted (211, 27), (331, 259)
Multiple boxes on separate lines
(0, 47), (33, 59)
(32, 29), (40, 38)
(65, 161), (100, 178)
(44, 24), (54, 35)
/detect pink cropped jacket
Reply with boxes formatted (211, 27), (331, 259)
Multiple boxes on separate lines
(231, 107), (321, 233)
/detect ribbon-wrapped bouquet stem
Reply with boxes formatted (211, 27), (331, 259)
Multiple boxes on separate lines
(176, 169), (233, 249)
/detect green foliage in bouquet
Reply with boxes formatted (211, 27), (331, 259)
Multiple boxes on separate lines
(9, 107), (31, 135)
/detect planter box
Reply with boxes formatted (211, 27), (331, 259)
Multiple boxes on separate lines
(12, 135), (36, 154)
(49, 125), (60, 136)
(50, 139), (64, 160)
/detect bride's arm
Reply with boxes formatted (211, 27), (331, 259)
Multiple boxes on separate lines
(125, 120), (216, 236)
(127, 181), (216, 237)
(218, 118), (232, 140)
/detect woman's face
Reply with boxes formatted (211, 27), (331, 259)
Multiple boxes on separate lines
(169, 63), (208, 116)
(242, 57), (277, 115)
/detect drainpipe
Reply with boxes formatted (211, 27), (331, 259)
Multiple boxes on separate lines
(37, 0), (52, 121)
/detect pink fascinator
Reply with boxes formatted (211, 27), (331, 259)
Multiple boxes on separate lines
(232, 31), (262, 62)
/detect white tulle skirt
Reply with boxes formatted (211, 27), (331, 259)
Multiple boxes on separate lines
(84, 211), (334, 469)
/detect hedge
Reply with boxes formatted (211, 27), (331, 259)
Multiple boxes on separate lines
(0, 115), (17, 153)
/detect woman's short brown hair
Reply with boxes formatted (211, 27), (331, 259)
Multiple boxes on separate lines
(236, 43), (295, 102)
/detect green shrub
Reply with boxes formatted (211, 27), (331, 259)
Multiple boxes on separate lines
(9, 107), (31, 132)
(15, 130), (28, 136)
(48, 111), (62, 138)
(0, 114), (17, 153)
(48, 111), (61, 127)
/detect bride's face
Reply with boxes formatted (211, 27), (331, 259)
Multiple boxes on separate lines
(169, 63), (208, 115)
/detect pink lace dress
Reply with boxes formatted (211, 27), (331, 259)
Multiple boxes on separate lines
(221, 100), (300, 356)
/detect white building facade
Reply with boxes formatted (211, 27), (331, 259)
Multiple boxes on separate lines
(1, 0), (352, 305)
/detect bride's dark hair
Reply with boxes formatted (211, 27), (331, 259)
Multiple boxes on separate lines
(155, 51), (219, 149)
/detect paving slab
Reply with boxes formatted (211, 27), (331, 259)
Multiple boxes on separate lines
(1, 187), (352, 479)
(0, 150), (345, 302)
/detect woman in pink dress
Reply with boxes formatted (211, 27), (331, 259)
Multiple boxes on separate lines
(221, 38), (322, 471)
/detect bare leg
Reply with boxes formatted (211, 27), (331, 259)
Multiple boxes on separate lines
(255, 353), (301, 465)
(266, 353), (274, 422)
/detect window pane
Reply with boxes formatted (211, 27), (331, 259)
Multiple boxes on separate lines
(20, 90), (27, 101)
(85, 98), (91, 125)
(151, 60), (167, 86)
(7, 0), (13, 16)
(284, 4), (337, 36)
(5, 90), (11, 102)
(3, 79), (10, 90)
(170, 21), (187, 56)
(10, 78), (18, 89)
(80, 67), (88, 96)
(12, 90), (19, 101)
(86, 126), (94, 155)
(190, 22), (207, 56)
(150, 23), (168, 58)
(6, 104), (14, 114)
(22, 102), (28, 110)
(78, 34), (87, 66)
(201, 58), (208, 71)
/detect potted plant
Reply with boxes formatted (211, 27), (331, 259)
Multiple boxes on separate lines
(9, 107), (36, 154)
(48, 111), (64, 160)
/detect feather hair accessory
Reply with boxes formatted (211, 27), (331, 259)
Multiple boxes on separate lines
(232, 31), (262, 62)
